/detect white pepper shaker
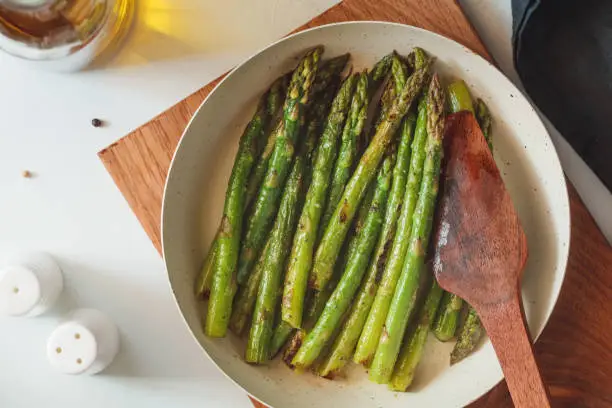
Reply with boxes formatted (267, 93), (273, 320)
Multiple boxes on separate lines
(0, 251), (63, 317)
(47, 308), (120, 375)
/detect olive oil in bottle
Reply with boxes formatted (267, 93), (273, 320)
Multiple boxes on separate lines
(0, 0), (134, 70)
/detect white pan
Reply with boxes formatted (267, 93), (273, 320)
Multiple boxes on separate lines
(162, 22), (570, 408)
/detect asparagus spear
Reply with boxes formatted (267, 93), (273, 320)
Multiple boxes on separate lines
(246, 129), (312, 363)
(432, 79), (474, 341)
(292, 152), (395, 369)
(432, 82), (495, 344)
(319, 72), (369, 240)
(369, 52), (395, 83)
(312, 54), (351, 95)
(367, 54), (405, 136)
(244, 57), (348, 212)
(284, 180), (376, 367)
(236, 53), (346, 287)
(451, 307), (485, 364)
(230, 79), (340, 335)
(282, 329), (305, 369)
(232, 46), (322, 287)
(354, 97), (429, 366)
(244, 74), (293, 204)
(206, 47), (322, 337)
(447, 79), (474, 114)
(432, 292), (464, 341)
(229, 240), (269, 335)
(391, 54), (409, 94)
(368, 74), (445, 383)
(318, 114), (416, 377)
(195, 243), (217, 299)
(281, 75), (358, 329)
(406, 47), (428, 72)
(389, 278), (443, 391)
(475, 98), (493, 149)
(243, 82), (341, 355)
(229, 81), (341, 335)
(395, 94), (493, 376)
(309, 60), (431, 292)
(195, 77), (288, 299)
(270, 321), (295, 358)
(202, 84), (273, 335)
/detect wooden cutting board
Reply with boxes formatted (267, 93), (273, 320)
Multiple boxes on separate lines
(98, 0), (612, 406)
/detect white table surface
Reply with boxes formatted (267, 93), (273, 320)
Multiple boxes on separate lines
(0, 1), (610, 407)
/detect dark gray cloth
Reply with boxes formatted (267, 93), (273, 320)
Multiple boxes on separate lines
(513, 0), (612, 190)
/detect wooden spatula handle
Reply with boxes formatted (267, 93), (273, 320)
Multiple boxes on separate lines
(479, 294), (551, 408)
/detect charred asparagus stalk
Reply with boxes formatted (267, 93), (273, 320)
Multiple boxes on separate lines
(475, 97), (493, 150)
(229, 80), (342, 335)
(245, 123), (315, 362)
(318, 113), (416, 378)
(389, 278), (444, 391)
(281, 75), (357, 329)
(292, 152), (395, 369)
(354, 97), (429, 366)
(283, 179), (376, 368)
(309, 60), (431, 292)
(319, 72), (369, 241)
(368, 74), (445, 383)
(206, 47), (322, 337)
(195, 76), (287, 299)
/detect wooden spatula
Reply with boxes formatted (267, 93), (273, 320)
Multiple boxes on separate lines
(432, 111), (551, 407)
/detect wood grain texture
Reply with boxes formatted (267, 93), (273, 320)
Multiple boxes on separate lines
(433, 112), (550, 407)
(98, 0), (612, 407)
(471, 183), (612, 408)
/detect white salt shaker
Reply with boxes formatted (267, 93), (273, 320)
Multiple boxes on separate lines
(47, 308), (120, 375)
(0, 251), (63, 317)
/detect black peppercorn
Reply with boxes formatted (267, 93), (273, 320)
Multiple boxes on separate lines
(91, 118), (103, 127)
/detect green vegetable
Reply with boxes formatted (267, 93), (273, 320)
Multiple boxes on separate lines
(245, 79), (288, 213)
(369, 52), (395, 83)
(233, 46), (322, 287)
(194, 239), (217, 299)
(284, 183), (376, 368)
(318, 114), (416, 377)
(391, 53), (409, 94)
(229, 240), (269, 335)
(309, 60), (431, 292)
(368, 74), (445, 383)
(447, 79), (474, 114)
(451, 307), (485, 365)
(229, 82), (340, 335)
(319, 72), (369, 240)
(354, 97), (429, 366)
(353, 49), (430, 362)
(312, 54), (351, 95)
(282, 75), (357, 329)
(206, 47), (322, 337)
(245, 130), (311, 362)
(475, 98), (493, 149)
(432, 292), (464, 341)
(196, 76), (288, 299)
(292, 152), (394, 369)
(406, 47), (428, 71)
(270, 321), (295, 358)
(389, 279), (443, 391)
(203, 84), (273, 336)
